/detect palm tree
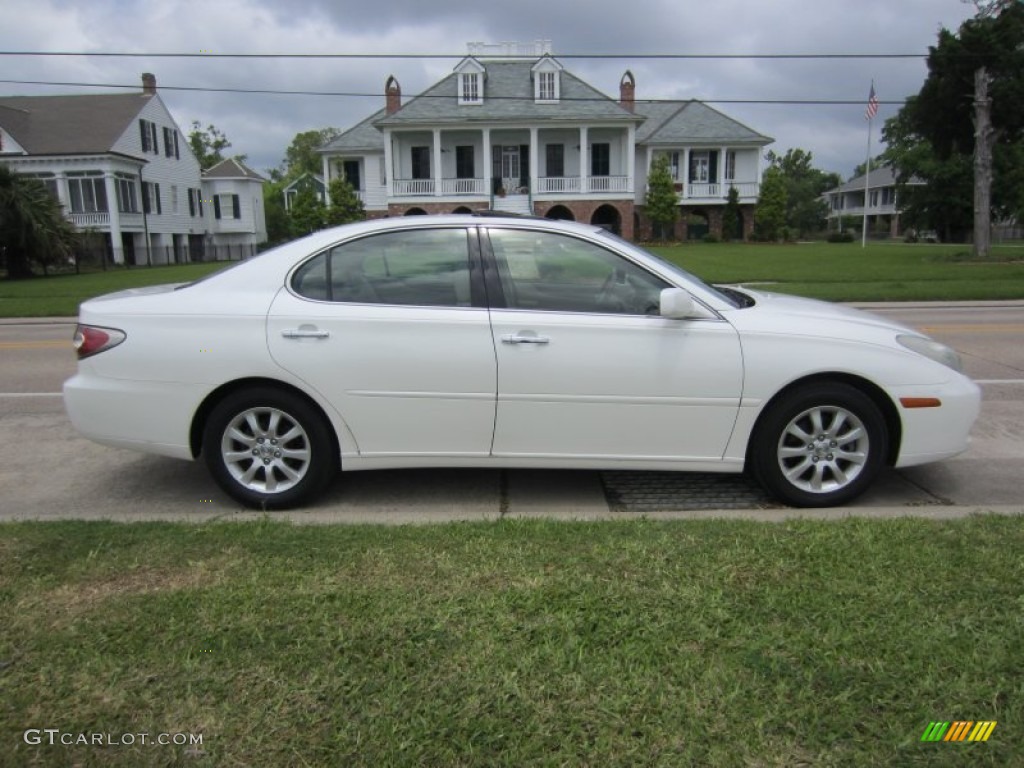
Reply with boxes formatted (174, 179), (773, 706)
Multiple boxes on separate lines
(0, 165), (78, 279)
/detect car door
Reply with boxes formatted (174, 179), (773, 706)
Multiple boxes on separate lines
(267, 226), (497, 458)
(483, 227), (743, 463)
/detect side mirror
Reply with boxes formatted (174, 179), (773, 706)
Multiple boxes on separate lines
(659, 288), (705, 319)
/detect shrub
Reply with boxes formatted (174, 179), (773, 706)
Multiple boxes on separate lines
(828, 231), (855, 243)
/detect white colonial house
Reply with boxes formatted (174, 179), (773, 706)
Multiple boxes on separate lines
(321, 41), (773, 241)
(823, 165), (924, 238)
(202, 157), (267, 259)
(0, 74), (266, 265)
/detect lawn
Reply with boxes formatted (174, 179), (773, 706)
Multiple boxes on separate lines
(0, 263), (228, 317)
(650, 241), (1024, 302)
(1, 517), (1020, 766)
(1, 242), (1023, 317)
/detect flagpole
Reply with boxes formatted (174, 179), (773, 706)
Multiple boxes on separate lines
(862, 120), (872, 248)
(862, 81), (878, 249)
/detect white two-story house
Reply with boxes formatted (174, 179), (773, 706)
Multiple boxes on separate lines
(321, 41), (773, 241)
(0, 74), (266, 265)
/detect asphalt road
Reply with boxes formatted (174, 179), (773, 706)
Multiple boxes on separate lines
(1, 303), (1022, 523)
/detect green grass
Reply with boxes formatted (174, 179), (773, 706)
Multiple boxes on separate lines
(649, 242), (1024, 302)
(2, 242), (1024, 317)
(2, 517), (1021, 766)
(0, 263), (228, 317)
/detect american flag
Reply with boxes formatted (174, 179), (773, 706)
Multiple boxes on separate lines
(865, 83), (879, 120)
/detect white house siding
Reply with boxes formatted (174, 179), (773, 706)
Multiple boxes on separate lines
(202, 177), (266, 254)
(111, 95), (206, 263)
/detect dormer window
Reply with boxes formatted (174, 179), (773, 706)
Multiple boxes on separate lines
(460, 73), (482, 105)
(454, 57), (486, 105)
(538, 72), (556, 101)
(531, 55), (563, 103)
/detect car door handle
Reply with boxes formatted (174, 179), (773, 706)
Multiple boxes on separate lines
(281, 328), (330, 339)
(502, 333), (550, 345)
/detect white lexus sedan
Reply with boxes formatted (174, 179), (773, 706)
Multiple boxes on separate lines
(64, 215), (980, 510)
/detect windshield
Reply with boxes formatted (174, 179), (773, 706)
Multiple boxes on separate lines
(593, 229), (744, 308)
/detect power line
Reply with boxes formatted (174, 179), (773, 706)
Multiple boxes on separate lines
(0, 79), (911, 106)
(0, 50), (928, 60)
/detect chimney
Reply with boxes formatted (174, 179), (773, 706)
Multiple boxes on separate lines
(385, 75), (401, 115)
(619, 70), (635, 112)
(142, 73), (157, 95)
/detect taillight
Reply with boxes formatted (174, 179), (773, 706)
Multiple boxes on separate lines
(73, 324), (126, 359)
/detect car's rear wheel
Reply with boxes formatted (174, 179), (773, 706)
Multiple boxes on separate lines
(203, 388), (336, 509)
(750, 382), (887, 508)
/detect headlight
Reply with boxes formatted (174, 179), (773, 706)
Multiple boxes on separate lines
(897, 334), (963, 373)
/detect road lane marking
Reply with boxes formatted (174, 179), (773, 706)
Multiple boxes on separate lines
(919, 324), (1024, 333)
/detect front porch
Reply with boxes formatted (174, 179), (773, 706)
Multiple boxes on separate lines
(385, 124), (636, 204)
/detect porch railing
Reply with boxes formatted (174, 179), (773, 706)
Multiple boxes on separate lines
(392, 179), (435, 196)
(587, 175), (631, 193)
(537, 176), (581, 194)
(68, 212), (110, 227)
(440, 178), (487, 195)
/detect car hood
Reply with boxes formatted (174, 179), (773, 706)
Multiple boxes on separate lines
(721, 288), (918, 340)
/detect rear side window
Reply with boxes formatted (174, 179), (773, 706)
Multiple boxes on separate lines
(291, 228), (473, 307)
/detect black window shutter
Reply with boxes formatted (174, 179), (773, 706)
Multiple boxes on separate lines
(139, 120), (149, 152)
(188, 189), (195, 217)
(214, 196), (221, 219)
(198, 190), (204, 218)
(232, 194), (241, 219)
(174, 131), (180, 159)
(151, 124), (158, 154)
(155, 184), (162, 214)
(709, 152), (719, 184)
(492, 146), (502, 193)
(519, 145), (529, 188)
(141, 183), (150, 213)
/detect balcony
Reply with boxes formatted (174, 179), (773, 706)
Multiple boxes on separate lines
(675, 181), (760, 201)
(68, 211), (110, 228)
(392, 175), (634, 199)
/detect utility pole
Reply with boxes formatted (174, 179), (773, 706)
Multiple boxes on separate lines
(973, 67), (994, 259)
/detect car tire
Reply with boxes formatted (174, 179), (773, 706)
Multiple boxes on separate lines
(203, 387), (336, 510)
(749, 382), (887, 508)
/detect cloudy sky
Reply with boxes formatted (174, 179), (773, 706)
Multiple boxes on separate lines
(0, 0), (977, 179)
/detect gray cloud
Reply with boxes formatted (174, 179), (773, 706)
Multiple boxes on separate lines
(0, 0), (976, 177)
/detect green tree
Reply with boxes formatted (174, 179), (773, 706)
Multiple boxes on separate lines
(279, 128), (342, 181)
(765, 148), (840, 236)
(287, 186), (326, 238)
(754, 166), (788, 241)
(644, 155), (678, 240)
(263, 180), (290, 245)
(722, 186), (742, 241)
(325, 178), (365, 226)
(883, 1), (1024, 241)
(187, 122), (245, 170)
(0, 166), (78, 279)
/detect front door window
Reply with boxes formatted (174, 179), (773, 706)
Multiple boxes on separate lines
(501, 146), (520, 190)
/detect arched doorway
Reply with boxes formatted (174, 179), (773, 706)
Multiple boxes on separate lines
(545, 205), (575, 221)
(452, 206), (473, 214)
(591, 204), (621, 235)
(687, 209), (710, 240)
(404, 207), (427, 216)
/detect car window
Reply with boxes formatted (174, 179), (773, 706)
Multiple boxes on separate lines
(487, 228), (669, 315)
(291, 228), (473, 307)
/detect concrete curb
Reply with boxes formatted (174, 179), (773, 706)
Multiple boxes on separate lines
(0, 505), (1020, 526)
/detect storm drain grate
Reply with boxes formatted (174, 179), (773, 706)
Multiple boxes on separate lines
(601, 471), (781, 512)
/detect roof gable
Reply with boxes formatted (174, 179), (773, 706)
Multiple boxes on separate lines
(0, 92), (155, 155)
(636, 100), (772, 146)
(375, 60), (639, 126)
(203, 156), (265, 180)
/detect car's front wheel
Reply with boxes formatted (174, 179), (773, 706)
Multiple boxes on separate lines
(749, 382), (888, 508)
(203, 387), (336, 509)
